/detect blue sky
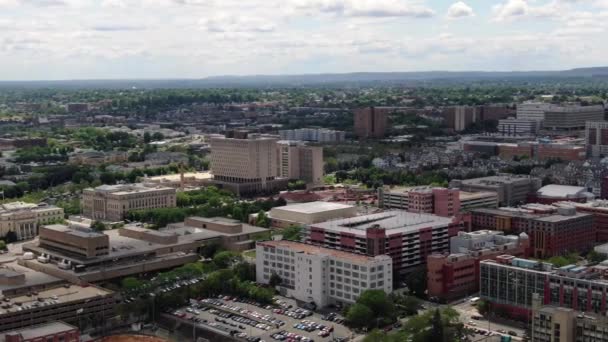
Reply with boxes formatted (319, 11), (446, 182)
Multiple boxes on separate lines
(0, 0), (606, 80)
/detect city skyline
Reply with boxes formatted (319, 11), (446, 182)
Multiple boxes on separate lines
(0, 0), (607, 80)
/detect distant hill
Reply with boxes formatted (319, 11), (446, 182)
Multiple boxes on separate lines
(1, 67), (608, 89)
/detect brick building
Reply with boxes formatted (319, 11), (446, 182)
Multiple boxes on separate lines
(304, 210), (463, 278)
(427, 230), (530, 301)
(470, 206), (595, 258)
(353, 107), (388, 139)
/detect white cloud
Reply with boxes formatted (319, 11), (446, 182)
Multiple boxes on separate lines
(199, 14), (276, 33)
(294, 0), (435, 18)
(446, 1), (474, 18)
(492, 0), (529, 21)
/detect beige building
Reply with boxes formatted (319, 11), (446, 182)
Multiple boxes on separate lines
(82, 183), (176, 221)
(210, 133), (288, 195)
(277, 141), (324, 187)
(142, 171), (213, 189)
(262, 202), (357, 229)
(39, 225), (110, 259)
(531, 303), (608, 342)
(0, 202), (64, 240)
(22, 218), (269, 282)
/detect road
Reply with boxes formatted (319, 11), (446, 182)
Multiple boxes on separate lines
(451, 299), (525, 341)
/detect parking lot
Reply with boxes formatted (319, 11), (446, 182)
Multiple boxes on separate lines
(170, 295), (354, 342)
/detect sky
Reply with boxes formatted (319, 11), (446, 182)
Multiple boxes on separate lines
(0, 0), (607, 80)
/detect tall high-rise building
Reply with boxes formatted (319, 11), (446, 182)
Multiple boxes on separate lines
(277, 141), (324, 187)
(210, 132), (288, 195)
(586, 121), (608, 157)
(353, 107), (388, 139)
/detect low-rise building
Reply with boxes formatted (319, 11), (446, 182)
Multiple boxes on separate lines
(256, 240), (392, 308)
(304, 210), (463, 278)
(68, 150), (128, 166)
(142, 171), (213, 189)
(544, 105), (605, 131)
(0, 202), (64, 241)
(449, 175), (542, 206)
(0, 284), (115, 333)
(279, 128), (345, 143)
(0, 262), (64, 297)
(379, 186), (498, 214)
(471, 206), (595, 258)
(532, 185), (593, 204)
(480, 255), (608, 320)
(0, 321), (79, 342)
(82, 183), (177, 221)
(260, 202), (357, 229)
(497, 117), (539, 136)
(427, 230), (530, 301)
(23, 218), (270, 283)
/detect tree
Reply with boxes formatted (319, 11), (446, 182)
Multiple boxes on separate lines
(143, 132), (152, 143)
(358, 290), (396, 321)
(213, 251), (241, 269)
(4, 231), (17, 243)
(0, 240), (6, 250)
(587, 250), (606, 264)
(346, 303), (374, 328)
(269, 273), (282, 287)
(255, 210), (270, 228)
(121, 277), (143, 291)
(430, 309), (445, 342)
(476, 299), (490, 316)
(91, 220), (106, 232)
(282, 225), (302, 241)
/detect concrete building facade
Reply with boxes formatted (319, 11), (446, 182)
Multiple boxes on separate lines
(256, 240), (392, 308)
(279, 128), (345, 142)
(449, 175), (542, 206)
(210, 133), (288, 195)
(0, 202), (64, 241)
(82, 183), (176, 221)
(544, 105), (605, 131)
(498, 118), (539, 136)
(277, 141), (324, 187)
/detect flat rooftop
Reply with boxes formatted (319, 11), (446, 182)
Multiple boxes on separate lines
(0, 321), (77, 341)
(87, 183), (174, 195)
(312, 210), (454, 235)
(1, 284), (111, 313)
(259, 240), (388, 264)
(459, 175), (536, 186)
(271, 201), (354, 214)
(144, 172), (213, 182)
(166, 220), (268, 237)
(43, 224), (106, 239)
(459, 191), (498, 200)
(0, 262), (63, 294)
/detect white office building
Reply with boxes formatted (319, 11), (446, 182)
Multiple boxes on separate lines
(279, 128), (346, 143)
(497, 117), (539, 136)
(256, 240), (392, 308)
(516, 102), (554, 123)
